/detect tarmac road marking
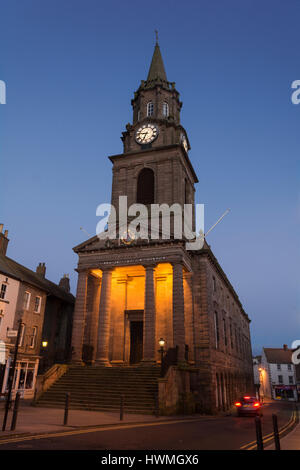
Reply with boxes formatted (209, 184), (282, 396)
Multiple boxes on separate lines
(0, 417), (212, 445)
(240, 410), (297, 450)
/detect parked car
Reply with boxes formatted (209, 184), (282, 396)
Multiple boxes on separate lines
(235, 396), (263, 417)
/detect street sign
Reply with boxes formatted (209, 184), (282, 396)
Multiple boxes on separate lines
(6, 330), (18, 338)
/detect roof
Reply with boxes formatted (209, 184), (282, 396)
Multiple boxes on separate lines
(147, 42), (167, 83)
(263, 348), (293, 364)
(0, 254), (74, 304)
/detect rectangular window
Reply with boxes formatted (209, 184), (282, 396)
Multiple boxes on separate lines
(213, 277), (217, 292)
(277, 364), (281, 371)
(214, 312), (219, 349)
(229, 321), (233, 349)
(288, 364), (292, 371)
(23, 291), (31, 310)
(34, 296), (41, 313)
(289, 376), (294, 384)
(18, 323), (25, 347)
(223, 318), (227, 346)
(0, 283), (7, 299)
(30, 327), (37, 348)
(278, 375), (283, 384)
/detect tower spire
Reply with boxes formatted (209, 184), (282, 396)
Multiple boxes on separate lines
(147, 37), (167, 83)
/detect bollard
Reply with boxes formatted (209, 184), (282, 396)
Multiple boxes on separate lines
(63, 392), (70, 426)
(272, 414), (280, 451)
(255, 416), (264, 450)
(120, 394), (124, 421)
(10, 392), (21, 431)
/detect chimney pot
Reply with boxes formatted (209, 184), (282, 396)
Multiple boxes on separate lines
(283, 344), (288, 350)
(36, 262), (46, 278)
(0, 226), (9, 255)
(59, 274), (70, 293)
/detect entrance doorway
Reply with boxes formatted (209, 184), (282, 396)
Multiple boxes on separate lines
(130, 321), (143, 364)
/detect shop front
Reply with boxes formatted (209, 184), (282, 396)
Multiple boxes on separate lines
(0, 356), (39, 400)
(273, 385), (297, 401)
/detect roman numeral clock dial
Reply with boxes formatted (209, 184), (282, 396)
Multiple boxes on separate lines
(135, 124), (159, 145)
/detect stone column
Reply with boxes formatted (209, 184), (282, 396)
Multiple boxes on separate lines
(95, 268), (112, 366)
(71, 269), (88, 364)
(172, 262), (185, 362)
(90, 276), (101, 364)
(142, 265), (156, 363)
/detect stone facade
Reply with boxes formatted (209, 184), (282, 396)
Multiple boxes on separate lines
(71, 42), (254, 413)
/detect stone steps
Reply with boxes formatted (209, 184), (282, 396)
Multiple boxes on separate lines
(36, 365), (160, 413)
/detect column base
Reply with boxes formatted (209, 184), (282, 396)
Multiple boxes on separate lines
(94, 359), (112, 367)
(71, 360), (85, 366)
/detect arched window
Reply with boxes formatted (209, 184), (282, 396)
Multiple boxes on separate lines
(162, 101), (169, 117)
(137, 109), (141, 121)
(137, 168), (154, 205)
(147, 101), (154, 117)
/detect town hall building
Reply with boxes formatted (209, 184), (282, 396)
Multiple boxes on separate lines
(57, 41), (254, 414)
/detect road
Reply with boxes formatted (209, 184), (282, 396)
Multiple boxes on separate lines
(0, 401), (294, 450)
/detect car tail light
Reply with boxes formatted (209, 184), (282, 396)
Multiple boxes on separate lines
(253, 402), (260, 407)
(243, 396), (250, 399)
(235, 402), (242, 407)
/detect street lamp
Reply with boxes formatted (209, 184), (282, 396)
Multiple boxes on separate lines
(40, 340), (48, 373)
(158, 338), (165, 377)
(258, 368), (265, 402)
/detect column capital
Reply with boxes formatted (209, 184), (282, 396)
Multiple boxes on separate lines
(172, 261), (184, 272)
(100, 266), (113, 273)
(75, 267), (89, 274)
(143, 263), (157, 270)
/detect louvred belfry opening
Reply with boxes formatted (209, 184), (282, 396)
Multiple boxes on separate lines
(137, 168), (155, 205)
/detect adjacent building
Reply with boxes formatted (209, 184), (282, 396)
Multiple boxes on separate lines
(0, 225), (74, 399)
(260, 346), (298, 401)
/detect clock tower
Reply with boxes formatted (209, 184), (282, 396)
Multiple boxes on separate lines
(68, 40), (253, 416)
(110, 40), (197, 222)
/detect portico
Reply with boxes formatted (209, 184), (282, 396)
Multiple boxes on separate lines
(71, 247), (193, 366)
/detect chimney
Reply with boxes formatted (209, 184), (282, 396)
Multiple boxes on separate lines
(59, 274), (70, 293)
(283, 344), (288, 351)
(0, 225), (9, 256)
(36, 262), (46, 278)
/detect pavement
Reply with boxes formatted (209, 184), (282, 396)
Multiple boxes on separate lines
(266, 421), (300, 450)
(0, 400), (206, 439)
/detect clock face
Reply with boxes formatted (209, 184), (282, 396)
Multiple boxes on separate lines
(181, 134), (188, 152)
(135, 124), (159, 144)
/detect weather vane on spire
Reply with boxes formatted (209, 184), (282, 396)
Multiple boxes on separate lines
(155, 29), (159, 44)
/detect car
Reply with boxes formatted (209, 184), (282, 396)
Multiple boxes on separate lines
(234, 396), (263, 417)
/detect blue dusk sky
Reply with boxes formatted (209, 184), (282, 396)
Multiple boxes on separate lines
(0, 0), (299, 355)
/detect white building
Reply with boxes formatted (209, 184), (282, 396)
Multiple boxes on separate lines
(252, 355), (261, 397)
(260, 346), (297, 401)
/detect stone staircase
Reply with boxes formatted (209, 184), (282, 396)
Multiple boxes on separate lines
(36, 365), (161, 414)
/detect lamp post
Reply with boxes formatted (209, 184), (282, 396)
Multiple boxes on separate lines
(2, 319), (22, 431)
(158, 338), (165, 377)
(40, 340), (48, 374)
(258, 368), (265, 403)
